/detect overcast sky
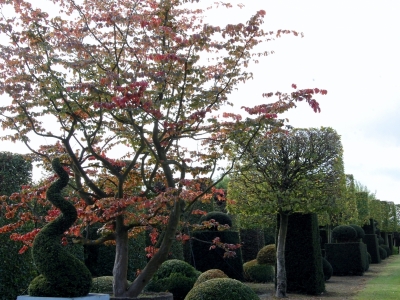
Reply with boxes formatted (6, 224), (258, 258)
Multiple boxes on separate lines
(1, 1), (399, 204)
(204, 0), (400, 203)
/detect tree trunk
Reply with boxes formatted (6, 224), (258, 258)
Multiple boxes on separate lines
(276, 212), (289, 298)
(113, 215), (129, 296)
(124, 199), (184, 298)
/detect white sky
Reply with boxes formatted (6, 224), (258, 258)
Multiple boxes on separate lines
(1, 1), (399, 203)
(205, 0), (400, 203)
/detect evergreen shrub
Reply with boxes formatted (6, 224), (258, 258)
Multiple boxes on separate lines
(332, 225), (357, 242)
(239, 228), (265, 262)
(193, 269), (228, 287)
(322, 257), (333, 281)
(325, 242), (367, 275)
(243, 259), (274, 283)
(145, 259), (200, 300)
(282, 213), (325, 295)
(256, 244), (276, 265)
(362, 234), (381, 264)
(379, 246), (387, 260)
(190, 230), (244, 280)
(199, 211), (233, 229)
(184, 278), (259, 300)
(349, 224), (366, 240)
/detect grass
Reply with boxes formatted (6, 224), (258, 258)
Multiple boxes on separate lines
(354, 253), (400, 300)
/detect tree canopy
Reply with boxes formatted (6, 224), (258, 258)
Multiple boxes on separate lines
(0, 0), (326, 297)
(228, 126), (344, 297)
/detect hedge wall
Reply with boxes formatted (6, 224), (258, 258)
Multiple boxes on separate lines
(325, 242), (368, 275)
(239, 228), (265, 263)
(190, 230), (244, 280)
(362, 234), (381, 264)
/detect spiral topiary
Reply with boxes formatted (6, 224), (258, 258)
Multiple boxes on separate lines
(145, 259), (200, 300)
(199, 211), (232, 230)
(193, 269), (228, 287)
(322, 257), (333, 281)
(332, 225), (357, 243)
(256, 244), (276, 265)
(184, 278), (259, 300)
(349, 224), (365, 240)
(243, 259), (274, 283)
(28, 158), (92, 297)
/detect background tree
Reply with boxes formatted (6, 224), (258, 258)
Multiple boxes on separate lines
(0, 0), (326, 297)
(228, 127), (344, 297)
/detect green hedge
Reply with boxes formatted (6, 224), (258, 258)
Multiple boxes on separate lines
(362, 234), (381, 264)
(283, 213), (325, 295)
(325, 242), (368, 275)
(0, 225), (37, 300)
(239, 228), (265, 263)
(84, 224), (147, 281)
(190, 230), (244, 280)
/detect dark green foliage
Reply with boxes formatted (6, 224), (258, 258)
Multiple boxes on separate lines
(0, 153), (35, 300)
(190, 230), (244, 280)
(332, 225), (357, 242)
(193, 269), (228, 287)
(362, 234), (381, 264)
(319, 228), (328, 251)
(325, 242), (368, 275)
(84, 224), (147, 281)
(91, 276), (132, 294)
(243, 259), (274, 283)
(239, 228), (265, 262)
(28, 158), (92, 297)
(378, 236), (385, 245)
(184, 278), (259, 300)
(256, 244), (276, 265)
(0, 222), (37, 300)
(382, 245), (391, 257)
(349, 224), (365, 240)
(199, 211), (233, 229)
(283, 213), (325, 295)
(379, 246), (387, 259)
(362, 219), (377, 235)
(0, 152), (32, 196)
(145, 259), (200, 300)
(322, 257), (333, 281)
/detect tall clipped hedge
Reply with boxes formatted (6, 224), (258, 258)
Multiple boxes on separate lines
(190, 230), (244, 280)
(239, 228), (265, 263)
(0, 152), (34, 299)
(325, 242), (368, 275)
(281, 213), (325, 295)
(0, 152), (32, 197)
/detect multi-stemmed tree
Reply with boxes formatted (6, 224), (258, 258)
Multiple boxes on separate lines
(0, 0), (326, 297)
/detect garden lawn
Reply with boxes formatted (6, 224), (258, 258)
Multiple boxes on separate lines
(354, 253), (400, 300)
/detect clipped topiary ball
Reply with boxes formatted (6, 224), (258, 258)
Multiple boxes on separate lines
(243, 259), (274, 283)
(185, 278), (259, 300)
(349, 224), (365, 240)
(91, 276), (132, 294)
(382, 245), (391, 256)
(256, 244), (276, 265)
(145, 259), (200, 300)
(194, 269), (228, 287)
(199, 211), (233, 230)
(322, 257), (333, 281)
(332, 225), (357, 243)
(379, 246), (387, 260)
